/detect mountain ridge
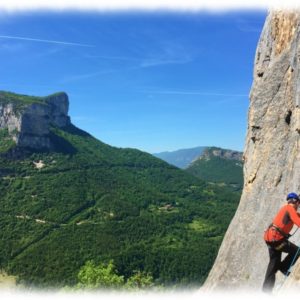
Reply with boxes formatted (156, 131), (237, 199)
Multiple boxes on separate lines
(153, 146), (243, 169)
(0, 91), (240, 289)
(153, 146), (207, 169)
(186, 147), (244, 191)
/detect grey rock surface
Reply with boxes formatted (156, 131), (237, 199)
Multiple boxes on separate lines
(45, 92), (70, 128)
(0, 103), (21, 136)
(203, 10), (300, 291)
(198, 147), (243, 162)
(0, 92), (71, 150)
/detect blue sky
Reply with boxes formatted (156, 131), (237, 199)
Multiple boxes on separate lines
(0, 10), (267, 153)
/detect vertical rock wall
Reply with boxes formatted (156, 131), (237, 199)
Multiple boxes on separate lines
(203, 10), (300, 290)
(0, 92), (71, 150)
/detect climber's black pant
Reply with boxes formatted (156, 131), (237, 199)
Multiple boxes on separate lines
(262, 239), (300, 293)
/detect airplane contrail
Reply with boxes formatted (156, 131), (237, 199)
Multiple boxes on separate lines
(0, 34), (95, 47)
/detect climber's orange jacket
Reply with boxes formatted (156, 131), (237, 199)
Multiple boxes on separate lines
(264, 204), (300, 242)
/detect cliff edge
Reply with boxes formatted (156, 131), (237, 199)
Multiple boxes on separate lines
(0, 91), (70, 151)
(203, 10), (300, 291)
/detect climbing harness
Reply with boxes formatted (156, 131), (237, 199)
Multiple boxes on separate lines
(268, 223), (291, 239)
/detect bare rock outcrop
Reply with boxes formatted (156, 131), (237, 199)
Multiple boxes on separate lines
(198, 147), (243, 162)
(0, 91), (70, 150)
(203, 10), (300, 291)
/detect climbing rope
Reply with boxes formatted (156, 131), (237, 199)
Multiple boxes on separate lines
(275, 242), (300, 293)
(290, 227), (299, 237)
(276, 101), (300, 292)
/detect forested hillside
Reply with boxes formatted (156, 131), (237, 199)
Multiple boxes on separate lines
(0, 92), (240, 289)
(186, 147), (243, 191)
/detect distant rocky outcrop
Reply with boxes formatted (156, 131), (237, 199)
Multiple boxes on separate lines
(203, 10), (300, 291)
(186, 147), (244, 190)
(153, 146), (243, 169)
(195, 147), (243, 162)
(0, 91), (70, 150)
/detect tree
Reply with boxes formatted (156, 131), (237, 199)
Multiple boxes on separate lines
(125, 270), (154, 290)
(77, 260), (124, 289)
(76, 260), (155, 291)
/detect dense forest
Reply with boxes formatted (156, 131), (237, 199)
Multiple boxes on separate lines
(0, 97), (240, 289)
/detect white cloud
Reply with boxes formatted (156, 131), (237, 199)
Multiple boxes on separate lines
(84, 55), (140, 62)
(235, 18), (264, 33)
(140, 57), (192, 68)
(60, 69), (117, 83)
(61, 55), (193, 83)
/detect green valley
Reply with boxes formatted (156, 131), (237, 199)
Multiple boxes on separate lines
(0, 92), (240, 289)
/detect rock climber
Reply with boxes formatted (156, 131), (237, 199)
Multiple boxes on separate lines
(262, 192), (300, 292)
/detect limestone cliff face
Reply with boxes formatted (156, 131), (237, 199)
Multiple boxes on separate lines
(0, 92), (70, 150)
(203, 10), (300, 290)
(197, 147), (243, 162)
